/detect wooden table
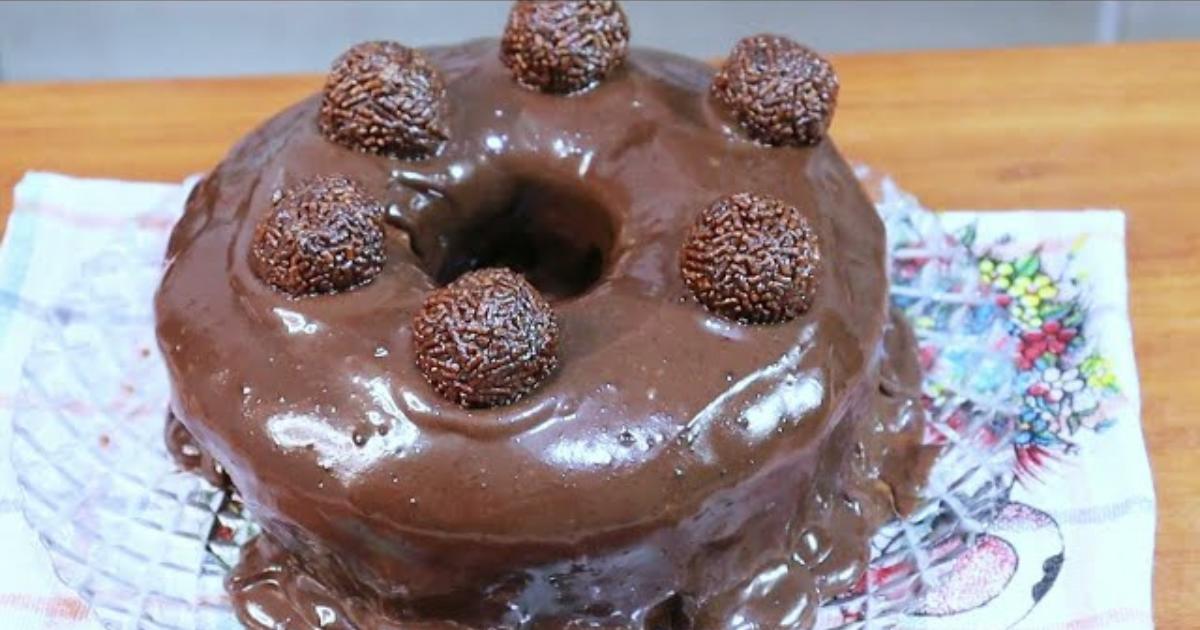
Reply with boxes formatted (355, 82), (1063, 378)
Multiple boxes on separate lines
(1, 42), (1196, 625)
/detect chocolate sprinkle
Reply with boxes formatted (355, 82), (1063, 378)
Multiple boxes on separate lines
(413, 268), (560, 408)
(320, 41), (449, 159)
(680, 192), (820, 324)
(500, 0), (630, 94)
(250, 175), (385, 298)
(712, 34), (839, 146)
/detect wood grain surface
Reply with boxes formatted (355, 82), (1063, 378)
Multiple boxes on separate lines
(1, 42), (1196, 625)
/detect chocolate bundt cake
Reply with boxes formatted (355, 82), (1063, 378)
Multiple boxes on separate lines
(155, 2), (931, 627)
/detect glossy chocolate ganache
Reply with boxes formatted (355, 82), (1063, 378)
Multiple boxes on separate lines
(155, 2), (934, 628)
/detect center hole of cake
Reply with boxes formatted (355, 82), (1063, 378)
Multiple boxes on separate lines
(417, 177), (619, 300)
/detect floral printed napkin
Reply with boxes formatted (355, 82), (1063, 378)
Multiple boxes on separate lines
(866, 177), (1150, 629)
(923, 210), (1149, 629)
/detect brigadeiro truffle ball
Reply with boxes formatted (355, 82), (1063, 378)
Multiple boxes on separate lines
(413, 268), (560, 408)
(500, 0), (630, 94)
(320, 41), (449, 159)
(712, 34), (839, 146)
(250, 175), (386, 298)
(680, 192), (821, 324)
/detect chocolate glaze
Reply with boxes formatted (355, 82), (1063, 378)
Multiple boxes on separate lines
(165, 410), (230, 489)
(155, 39), (930, 628)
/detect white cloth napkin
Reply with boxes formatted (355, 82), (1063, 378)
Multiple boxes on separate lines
(0, 172), (1151, 629)
(905, 210), (1152, 630)
(0, 173), (194, 629)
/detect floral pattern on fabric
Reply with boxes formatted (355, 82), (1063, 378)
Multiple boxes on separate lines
(891, 221), (1121, 470)
(814, 174), (1140, 630)
(830, 176), (1131, 629)
(981, 251), (1119, 461)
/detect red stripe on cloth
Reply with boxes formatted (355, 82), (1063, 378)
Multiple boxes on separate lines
(0, 593), (89, 621)
(16, 200), (175, 233)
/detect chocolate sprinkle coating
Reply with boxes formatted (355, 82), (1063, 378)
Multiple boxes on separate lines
(320, 41), (449, 159)
(712, 34), (839, 146)
(500, 0), (630, 94)
(413, 268), (560, 408)
(250, 175), (385, 298)
(680, 192), (820, 324)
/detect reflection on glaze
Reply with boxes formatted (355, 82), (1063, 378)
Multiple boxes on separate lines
(724, 562), (814, 628)
(683, 325), (819, 459)
(485, 134), (506, 152)
(701, 315), (751, 341)
(543, 434), (617, 468)
(273, 307), (320, 335)
(577, 150), (595, 177)
(266, 409), (421, 481)
(400, 390), (431, 414)
(742, 372), (824, 440)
